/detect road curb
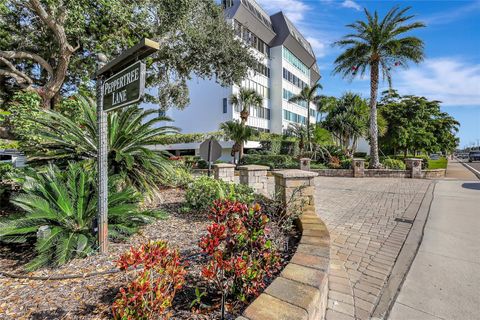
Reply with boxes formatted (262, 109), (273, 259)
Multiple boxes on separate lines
(458, 160), (480, 180)
(371, 181), (436, 320)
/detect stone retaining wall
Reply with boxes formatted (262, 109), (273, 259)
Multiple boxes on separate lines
(421, 169), (446, 179)
(365, 169), (410, 178)
(313, 169), (353, 177)
(237, 170), (330, 320)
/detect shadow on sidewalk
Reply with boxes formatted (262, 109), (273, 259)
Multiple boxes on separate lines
(461, 182), (480, 191)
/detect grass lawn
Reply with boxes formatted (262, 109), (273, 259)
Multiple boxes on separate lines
(428, 157), (448, 169)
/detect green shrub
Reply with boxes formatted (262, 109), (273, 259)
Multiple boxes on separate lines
(0, 163), (14, 181)
(185, 176), (254, 211)
(382, 158), (406, 170)
(391, 155), (429, 169)
(185, 176), (225, 210)
(239, 154), (297, 169)
(310, 162), (328, 169)
(340, 159), (352, 169)
(162, 163), (193, 188)
(0, 163), (164, 270)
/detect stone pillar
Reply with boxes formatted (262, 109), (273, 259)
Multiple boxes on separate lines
(238, 165), (269, 196)
(213, 163), (236, 183)
(273, 169), (318, 214)
(405, 158), (423, 179)
(299, 158), (311, 171)
(352, 158), (365, 178)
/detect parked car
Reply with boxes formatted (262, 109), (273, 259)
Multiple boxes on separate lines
(468, 151), (480, 162)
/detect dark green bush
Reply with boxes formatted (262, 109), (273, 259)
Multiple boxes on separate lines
(340, 159), (352, 169)
(0, 163), (14, 181)
(239, 154), (297, 169)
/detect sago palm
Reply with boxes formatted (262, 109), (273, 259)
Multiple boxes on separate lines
(333, 6), (425, 168)
(220, 120), (255, 162)
(0, 163), (165, 270)
(30, 96), (177, 193)
(230, 88), (263, 125)
(288, 81), (323, 151)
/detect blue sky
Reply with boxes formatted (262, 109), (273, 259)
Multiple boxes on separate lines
(257, 0), (480, 148)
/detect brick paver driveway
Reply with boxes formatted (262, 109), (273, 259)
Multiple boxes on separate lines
(314, 177), (432, 320)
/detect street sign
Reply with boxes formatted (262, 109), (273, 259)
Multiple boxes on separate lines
(103, 61), (146, 111)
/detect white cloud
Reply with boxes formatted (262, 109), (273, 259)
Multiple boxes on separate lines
(305, 36), (327, 58)
(341, 0), (361, 11)
(393, 58), (480, 106)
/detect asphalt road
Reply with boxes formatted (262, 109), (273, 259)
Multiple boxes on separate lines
(458, 159), (480, 179)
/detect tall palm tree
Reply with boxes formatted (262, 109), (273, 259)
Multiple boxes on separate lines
(230, 88), (263, 125)
(315, 95), (337, 123)
(220, 120), (255, 163)
(333, 6), (425, 168)
(288, 81), (323, 151)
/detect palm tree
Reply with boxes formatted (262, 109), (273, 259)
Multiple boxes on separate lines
(30, 96), (178, 193)
(315, 95), (337, 123)
(230, 88), (263, 125)
(333, 6), (425, 168)
(220, 120), (255, 163)
(288, 81), (323, 151)
(322, 93), (369, 155)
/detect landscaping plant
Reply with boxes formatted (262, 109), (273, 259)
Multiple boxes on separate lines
(0, 163), (164, 270)
(112, 241), (186, 320)
(31, 97), (176, 193)
(185, 176), (254, 211)
(382, 158), (406, 170)
(199, 199), (280, 313)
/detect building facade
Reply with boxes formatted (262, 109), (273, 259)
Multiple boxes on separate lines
(165, 0), (320, 133)
(150, 0), (322, 158)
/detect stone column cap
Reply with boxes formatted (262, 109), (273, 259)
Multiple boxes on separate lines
(353, 158), (365, 161)
(405, 158), (423, 161)
(212, 163), (236, 168)
(237, 164), (269, 171)
(272, 169), (318, 178)
(299, 157), (312, 161)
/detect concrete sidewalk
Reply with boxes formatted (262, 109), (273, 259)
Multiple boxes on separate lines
(389, 165), (480, 319)
(444, 159), (479, 180)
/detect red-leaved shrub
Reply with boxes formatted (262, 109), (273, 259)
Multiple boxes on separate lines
(112, 241), (186, 320)
(199, 199), (280, 303)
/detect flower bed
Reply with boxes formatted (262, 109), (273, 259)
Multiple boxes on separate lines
(0, 188), (299, 319)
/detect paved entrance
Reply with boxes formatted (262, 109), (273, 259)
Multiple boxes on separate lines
(315, 177), (432, 320)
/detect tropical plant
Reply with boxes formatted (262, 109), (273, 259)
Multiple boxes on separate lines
(112, 241), (186, 320)
(382, 158), (406, 170)
(229, 88), (263, 125)
(333, 6), (425, 168)
(287, 81), (323, 151)
(220, 120), (255, 161)
(200, 200), (280, 313)
(322, 92), (369, 155)
(315, 95), (337, 122)
(30, 96), (177, 193)
(0, 163), (165, 270)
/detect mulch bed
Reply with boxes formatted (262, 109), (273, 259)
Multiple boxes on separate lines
(0, 188), (299, 320)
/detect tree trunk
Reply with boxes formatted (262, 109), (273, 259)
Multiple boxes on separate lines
(369, 60), (381, 168)
(240, 107), (249, 125)
(239, 142), (244, 160)
(306, 100), (311, 152)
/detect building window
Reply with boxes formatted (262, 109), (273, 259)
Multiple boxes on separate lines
(283, 89), (307, 108)
(223, 98), (228, 113)
(234, 20), (270, 57)
(254, 61), (270, 78)
(283, 110), (306, 124)
(283, 68), (307, 89)
(243, 78), (270, 99)
(222, 0), (234, 9)
(282, 47), (310, 76)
